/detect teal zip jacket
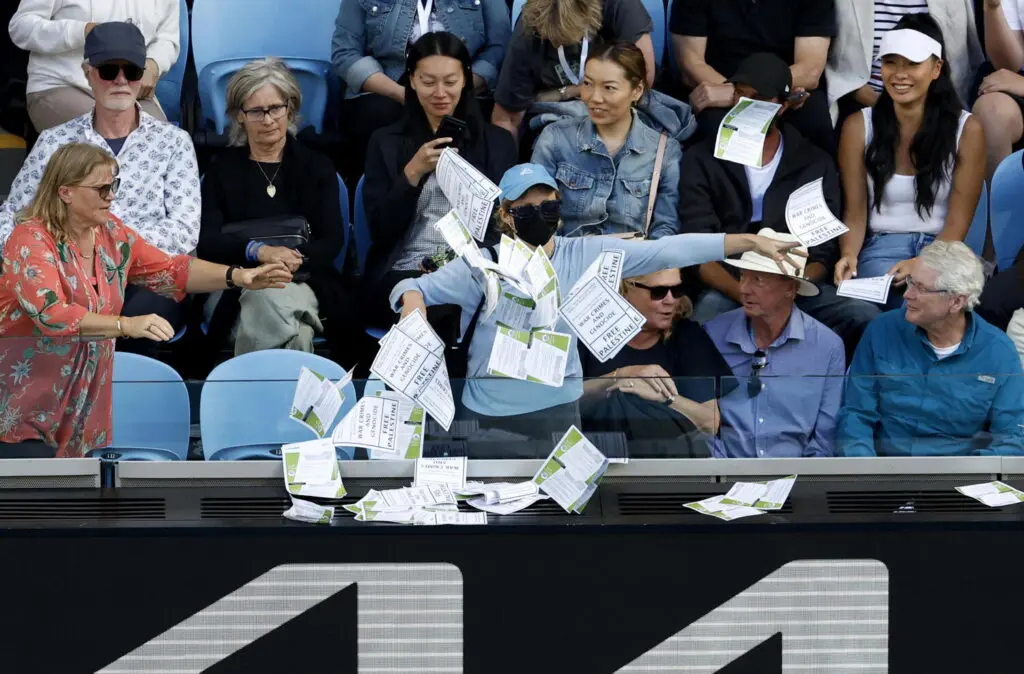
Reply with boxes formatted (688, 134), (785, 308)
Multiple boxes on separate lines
(838, 309), (1024, 456)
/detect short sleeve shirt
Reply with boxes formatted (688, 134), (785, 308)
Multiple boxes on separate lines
(1002, 0), (1024, 31)
(495, 0), (653, 113)
(669, 0), (836, 78)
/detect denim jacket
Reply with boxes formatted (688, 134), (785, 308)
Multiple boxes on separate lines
(331, 0), (510, 98)
(531, 112), (683, 239)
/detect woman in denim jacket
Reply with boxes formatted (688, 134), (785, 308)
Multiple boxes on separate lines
(530, 43), (682, 239)
(332, 0), (510, 175)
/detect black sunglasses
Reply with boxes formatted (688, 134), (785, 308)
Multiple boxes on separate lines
(509, 200), (561, 221)
(630, 282), (686, 300)
(747, 350), (768, 398)
(96, 63), (145, 82)
(79, 177), (120, 200)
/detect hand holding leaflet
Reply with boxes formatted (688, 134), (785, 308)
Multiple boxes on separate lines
(785, 178), (849, 247)
(837, 274), (894, 304)
(714, 97), (783, 168)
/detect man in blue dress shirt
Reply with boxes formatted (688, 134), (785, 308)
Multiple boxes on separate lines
(839, 241), (1024, 456)
(705, 229), (846, 458)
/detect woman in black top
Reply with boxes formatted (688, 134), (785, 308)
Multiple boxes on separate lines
(198, 58), (367, 368)
(580, 268), (735, 457)
(363, 32), (517, 338)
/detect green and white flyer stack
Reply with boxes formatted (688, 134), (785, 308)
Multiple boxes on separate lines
(532, 426), (609, 513)
(524, 245), (560, 329)
(487, 323), (571, 387)
(344, 484), (487, 525)
(281, 438), (346, 524)
(957, 481), (1024, 507)
(289, 366), (351, 438)
(684, 475), (797, 521)
(713, 97), (783, 168)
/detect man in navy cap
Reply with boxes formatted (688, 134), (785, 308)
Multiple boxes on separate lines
(0, 21), (200, 355)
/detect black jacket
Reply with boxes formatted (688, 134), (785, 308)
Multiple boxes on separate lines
(362, 115), (517, 284)
(678, 121), (841, 277)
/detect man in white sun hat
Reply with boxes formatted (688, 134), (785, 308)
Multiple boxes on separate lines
(705, 228), (846, 458)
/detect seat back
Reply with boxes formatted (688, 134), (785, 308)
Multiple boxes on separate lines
(990, 150), (1024, 270)
(191, 0), (337, 134)
(106, 353), (190, 461)
(155, 0), (190, 125)
(965, 180), (988, 257)
(666, 0), (680, 80)
(353, 175), (371, 275)
(200, 350), (356, 460)
(335, 173), (350, 271)
(641, 0), (665, 70)
(511, 0), (526, 28)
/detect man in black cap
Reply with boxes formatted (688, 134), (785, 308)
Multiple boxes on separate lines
(677, 52), (879, 362)
(0, 21), (200, 356)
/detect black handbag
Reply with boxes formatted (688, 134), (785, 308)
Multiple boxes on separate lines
(221, 216), (311, 281)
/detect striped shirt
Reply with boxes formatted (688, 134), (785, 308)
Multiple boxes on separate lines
(869, 0), (930, 92)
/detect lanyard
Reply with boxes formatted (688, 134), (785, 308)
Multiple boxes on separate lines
(557, 37), (589, 86)
(416, 0), (434, 38)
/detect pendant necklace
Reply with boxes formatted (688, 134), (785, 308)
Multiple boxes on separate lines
(255, 160), (282, 198)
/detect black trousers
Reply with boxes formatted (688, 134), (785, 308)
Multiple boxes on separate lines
(116, 286), (186, 357)
(339, 93), (405, 183)
(0, 439), (57, 458)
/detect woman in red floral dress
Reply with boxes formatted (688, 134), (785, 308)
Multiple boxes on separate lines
(0, 143), (292, 457)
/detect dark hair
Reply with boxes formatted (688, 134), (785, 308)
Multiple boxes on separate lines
(865, 13), (964, 218)
(404, 32), (483, 141)
(585, 42), (648, 94)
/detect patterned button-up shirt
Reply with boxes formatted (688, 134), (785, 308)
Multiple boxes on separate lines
(0, 107), (201, 255)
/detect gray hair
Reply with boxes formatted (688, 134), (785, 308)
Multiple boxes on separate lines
(225, 57), (301, 147)
(918, 240), (985, 311)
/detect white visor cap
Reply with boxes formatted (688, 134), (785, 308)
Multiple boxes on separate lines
(879, 29), (942, 63)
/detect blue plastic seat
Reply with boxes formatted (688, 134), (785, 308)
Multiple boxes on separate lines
(666, 0), (680, 81)
(990, 150), (1024, 270)
(353, 175), (371, 276)
(155, 0), (190, 125)
(91, 353), (190, 461)
(191, 0), (337, 135)
(334, 173), (351, 272)
(964, 180), (988, 257)
(200, 350), (357, 461)
(511, 0), (525, 27)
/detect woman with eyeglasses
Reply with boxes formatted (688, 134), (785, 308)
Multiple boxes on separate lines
(197, 59), (369, 367)
(578, 268), (735, 458)
(10, 2), (179, 131)
(393, 163), (805, 456)
(0, 143), (292, 458)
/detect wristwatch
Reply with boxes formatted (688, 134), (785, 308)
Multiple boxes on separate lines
(225, 265), (239, 289)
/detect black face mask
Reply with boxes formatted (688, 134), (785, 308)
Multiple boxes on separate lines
(509, 200), (561, 246)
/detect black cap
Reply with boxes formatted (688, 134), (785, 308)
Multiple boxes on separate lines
(84, 22), (147, 69)
(728, 53), (792, 100)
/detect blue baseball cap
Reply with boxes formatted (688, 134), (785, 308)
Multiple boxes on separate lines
(498, 163), (558, 201)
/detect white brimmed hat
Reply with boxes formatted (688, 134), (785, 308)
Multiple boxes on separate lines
(879, 29), (942, 63)
(723, 228), (819, 297)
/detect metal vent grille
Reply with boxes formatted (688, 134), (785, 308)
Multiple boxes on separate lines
(0, 475), (100, 490)
(201, 496), (297, 519)
(617, 491), (794, 515)
(0, 497), (164, 520)
(827, 489), (996, 513)
(120, 477), (283, 489)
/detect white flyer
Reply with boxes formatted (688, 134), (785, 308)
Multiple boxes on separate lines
(498, 234), (532, 282)
(956, 481), (1024, 507)
(482, 269), (500, 321)
(433, 511), (488, 525)
(468, 492), (548, 515)
(487, 324), (530, 380)
(289, 366), (345, 438)
(570, 249), (625, 300)
(396, 309), (445, 356)
(281, 438), (346, 499)
(492, 290), (536, 331)
(784, 177), (849, 247)
(436, 148), (502, 241)
(559, 276), (645, 363)
(487, 324), (570, 387)
(283, 498), (335, 524)
(433, 209), (500, 274)
(719, 481), (770, 507)
(837, 274), (894, 304)
(713, 97), (783, 168)
(530, 284), (560, 330)
(685, 495), (766, 521)
(371, 325), (454, 430)
(524, 244), (558, 300)
(368, 391), (425, 460)
(414, 456), (468, 489)
(331, 396), (401, 453)
(483, 481), (539, 505)
(533, 426), (609, 513)
(754, 475), (797, 510)
(418, 354), (455, 431)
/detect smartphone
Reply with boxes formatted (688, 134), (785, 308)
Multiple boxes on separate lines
(435, 115), (468, 150)
(787, 90), (810, 104)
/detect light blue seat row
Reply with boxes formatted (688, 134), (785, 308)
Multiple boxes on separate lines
(154, 0), (190, 126)
(991, 150), (1024, 271)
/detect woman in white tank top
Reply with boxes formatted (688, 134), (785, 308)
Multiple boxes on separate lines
(836, 13), (985, 309)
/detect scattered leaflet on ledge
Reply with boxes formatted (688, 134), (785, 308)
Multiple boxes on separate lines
(280, 438), (346, 524)
(956, 481), (1024, 507)
(684, 475), (797, 520)
(414, 456), (468, 490)
(344, 484), (487, 526)
(532, 426), (609, 513)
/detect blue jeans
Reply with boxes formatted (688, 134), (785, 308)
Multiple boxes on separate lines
(858, 232), (936, 311)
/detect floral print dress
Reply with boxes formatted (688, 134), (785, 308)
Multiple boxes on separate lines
(0, 215), (191, 457)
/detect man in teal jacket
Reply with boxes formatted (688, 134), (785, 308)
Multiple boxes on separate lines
(839, 241), (1024, 457)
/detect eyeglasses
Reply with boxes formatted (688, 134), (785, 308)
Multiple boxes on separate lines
(96, 63), (144, 82)
(628, 281), (686, 301)
(509, 199), (561, 222)
(747, 349), (768, 398)
(78, 178), (120, 199)
(905, 276), (948, 295)
(242, 104), (289, 122)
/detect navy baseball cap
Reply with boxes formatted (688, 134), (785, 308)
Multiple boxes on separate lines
(84, 22), (147, 69)
(499, 163), (558, 201)
(729, 53), (792, 100)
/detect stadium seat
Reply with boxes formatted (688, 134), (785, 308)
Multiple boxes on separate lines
(191, 0), (337, 135)
(353, 175), (371, 276)
(666, 0), (680, 81)
(642, 0), (665, 70)
(965, 180), (988, 257)
(511, 0), (525, 27)
(200, 350), (357, 461)
(92, 353), (191, 461)
(990, 150), (1024, 271)
(335, 173), (350, 272)
(155, 0), (190, 126)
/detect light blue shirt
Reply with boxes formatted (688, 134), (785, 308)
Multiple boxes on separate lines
(705, 307), (846, 458)
(390, 233), (727, 417)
